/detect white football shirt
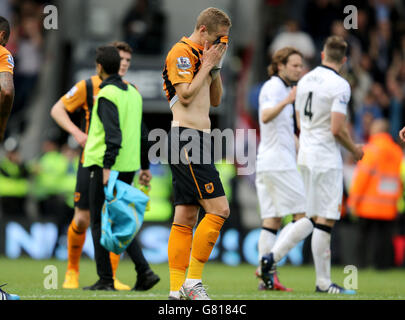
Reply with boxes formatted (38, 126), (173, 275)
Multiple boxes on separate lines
(296, 65), (351, 169)
(256, 76), (297, 172)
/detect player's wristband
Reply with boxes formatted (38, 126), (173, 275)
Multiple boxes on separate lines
(211, 49), (226, 80)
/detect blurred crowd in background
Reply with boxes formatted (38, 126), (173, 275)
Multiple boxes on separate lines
(250, 0), (405, 145)
(1, 0), (405, 269)
(1, 0), (46, 137)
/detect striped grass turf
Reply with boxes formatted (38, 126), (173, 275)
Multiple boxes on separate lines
(1, 257), (404, 300)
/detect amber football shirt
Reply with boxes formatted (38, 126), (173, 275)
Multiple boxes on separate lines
(0, 46), (14, 74)
(162, 37), (203, 107)
(61, 75), (102, 134)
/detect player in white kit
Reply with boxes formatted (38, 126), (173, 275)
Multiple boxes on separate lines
(255, 47), (305, 291)
(261, 36), (363, 294)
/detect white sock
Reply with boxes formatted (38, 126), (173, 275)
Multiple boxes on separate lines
(258, 228), (277, 264)
(275, 221), (294, 245)
(185, 278), (201, 288)
(311, 227), (332, 290)
(272, 217), (314, 262)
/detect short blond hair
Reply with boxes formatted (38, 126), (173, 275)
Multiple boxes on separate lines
(195, 7), (232, 33)
(324, 36), (347, 64)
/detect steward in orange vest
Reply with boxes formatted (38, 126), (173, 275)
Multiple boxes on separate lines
(348, 119), (403, 221)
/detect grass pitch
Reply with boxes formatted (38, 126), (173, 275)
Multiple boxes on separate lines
(1, 256), (404, 300)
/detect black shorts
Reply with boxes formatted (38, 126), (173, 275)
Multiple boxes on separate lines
(168, 127), (225, 206)
(74, 159), (90, 210)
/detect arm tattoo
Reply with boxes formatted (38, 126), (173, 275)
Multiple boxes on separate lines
(0, 72), (14, 93)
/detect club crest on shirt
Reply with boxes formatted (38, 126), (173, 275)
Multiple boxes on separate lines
(176, 57), (191, 70)
(7, 54), (14, 69)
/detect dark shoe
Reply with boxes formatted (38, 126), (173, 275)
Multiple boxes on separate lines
(257, 267), (292, 292)
(260, 253), (276, 289)
(83, 280), (116, 291)
(133, 270), (160, 291)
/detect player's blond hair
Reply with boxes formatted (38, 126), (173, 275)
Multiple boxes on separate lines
(195, 7), (232, 33)
(323, 36), (347, 64)
(268, 47), (303, 76)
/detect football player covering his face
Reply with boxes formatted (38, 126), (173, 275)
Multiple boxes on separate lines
(162, 7), (232, 300)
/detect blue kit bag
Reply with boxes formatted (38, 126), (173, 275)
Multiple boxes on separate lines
(100, 170), (149, 254)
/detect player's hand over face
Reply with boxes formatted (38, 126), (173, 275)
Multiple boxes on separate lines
(202, 41), (227, 69)
(353, 144), (364, 162)
(399, 126), (405, 142)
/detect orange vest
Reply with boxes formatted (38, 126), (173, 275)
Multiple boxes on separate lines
(348, 133), (403, 220)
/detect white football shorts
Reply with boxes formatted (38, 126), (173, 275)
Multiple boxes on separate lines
(298, 165), (343, 220)
(255, 169), (306, 219)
